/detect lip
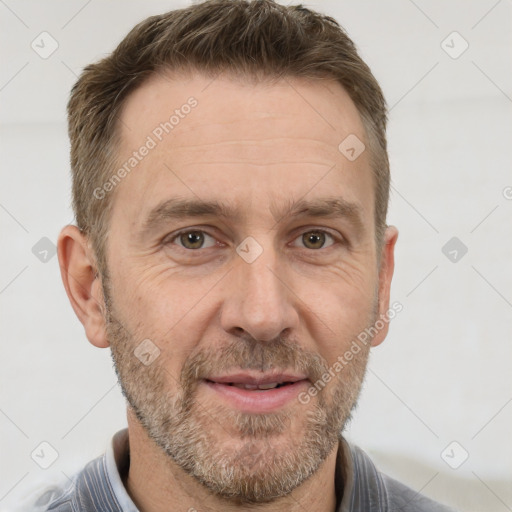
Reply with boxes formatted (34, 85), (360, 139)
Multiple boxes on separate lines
(206, 372), (308, 386)
(202, 372), (310, 413)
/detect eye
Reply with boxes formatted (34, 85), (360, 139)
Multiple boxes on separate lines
(292, 230), (336, 250)
(171, 230), (217, 250)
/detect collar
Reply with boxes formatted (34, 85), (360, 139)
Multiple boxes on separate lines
(105, 429), (355, 511)
(105, 429), (138, 511)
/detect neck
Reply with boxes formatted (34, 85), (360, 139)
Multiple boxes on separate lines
(124, 409), (340, 512)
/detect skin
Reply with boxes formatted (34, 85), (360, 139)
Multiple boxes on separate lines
(58, 71), (398, 512)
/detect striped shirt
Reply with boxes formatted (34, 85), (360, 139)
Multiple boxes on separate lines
(29, 429), (455, 511)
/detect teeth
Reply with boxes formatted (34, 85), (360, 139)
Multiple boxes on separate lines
(231, 382), (281, 390)
(232, 383), (258, 390)
(257, 382), (279, 389)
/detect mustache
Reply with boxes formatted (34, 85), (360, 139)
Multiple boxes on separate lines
(179, 334), (330, 392)
(105, 303), (332, 400)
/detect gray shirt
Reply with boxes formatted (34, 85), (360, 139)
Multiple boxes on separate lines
(30, 429), (455, 511)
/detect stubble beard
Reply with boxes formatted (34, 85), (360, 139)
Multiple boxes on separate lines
(104, 285), (374, 504)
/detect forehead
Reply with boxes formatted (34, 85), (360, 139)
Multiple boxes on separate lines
(111, 71), (373, 228)
(118, 70), (365, 150)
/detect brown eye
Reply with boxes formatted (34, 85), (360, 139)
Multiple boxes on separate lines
(291, 230), (337, 250)
(302, 231), (327, 249)
(178, 231), (207, 249)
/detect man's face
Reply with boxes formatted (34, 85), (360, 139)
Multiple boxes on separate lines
(102, 72), (392, 503)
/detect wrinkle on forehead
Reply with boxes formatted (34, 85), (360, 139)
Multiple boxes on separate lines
(117, 71), (366, 159)
(110, 71), (374, 234)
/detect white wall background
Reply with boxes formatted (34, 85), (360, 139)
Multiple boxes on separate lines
(1, 1), (511, 510)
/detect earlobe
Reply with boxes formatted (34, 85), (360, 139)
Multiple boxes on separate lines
(57, 225), (110, 348)
(371, 225), (399, 347)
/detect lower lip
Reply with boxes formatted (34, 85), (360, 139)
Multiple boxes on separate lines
(203, 380), (310, 413)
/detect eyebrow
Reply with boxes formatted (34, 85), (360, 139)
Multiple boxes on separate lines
(141, 197), (240, 233)
(270, 197), (364, 231)
(140, 196), (365, 234)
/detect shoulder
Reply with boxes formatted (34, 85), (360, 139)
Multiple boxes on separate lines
(380, 472), (456, 512)
(345, 443), (457, 512)
(22, 455), (117, 512)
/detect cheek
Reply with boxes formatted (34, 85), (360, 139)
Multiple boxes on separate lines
(112, 260), (188, 323)
(110, 263), (220, 364)
(294, 267), (377, 361)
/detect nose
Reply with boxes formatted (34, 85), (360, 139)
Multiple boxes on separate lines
(220, 247), (299, 342)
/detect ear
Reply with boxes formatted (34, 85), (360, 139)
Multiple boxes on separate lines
(371, 225), (399, 347)
(57, 225), (109, 348)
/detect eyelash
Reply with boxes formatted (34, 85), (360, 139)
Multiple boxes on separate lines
(165, 228), (341, 251)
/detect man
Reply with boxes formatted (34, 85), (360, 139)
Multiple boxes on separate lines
(34, 0), (455, 510)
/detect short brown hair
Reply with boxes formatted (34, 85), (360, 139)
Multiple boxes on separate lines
(67, 0), (389, 275)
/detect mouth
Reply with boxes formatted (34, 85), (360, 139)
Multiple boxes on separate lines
(202, 372), (310, 413)
(207, 381), (296, 390)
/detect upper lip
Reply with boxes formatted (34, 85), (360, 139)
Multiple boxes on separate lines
(205, 372), (308, 385)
